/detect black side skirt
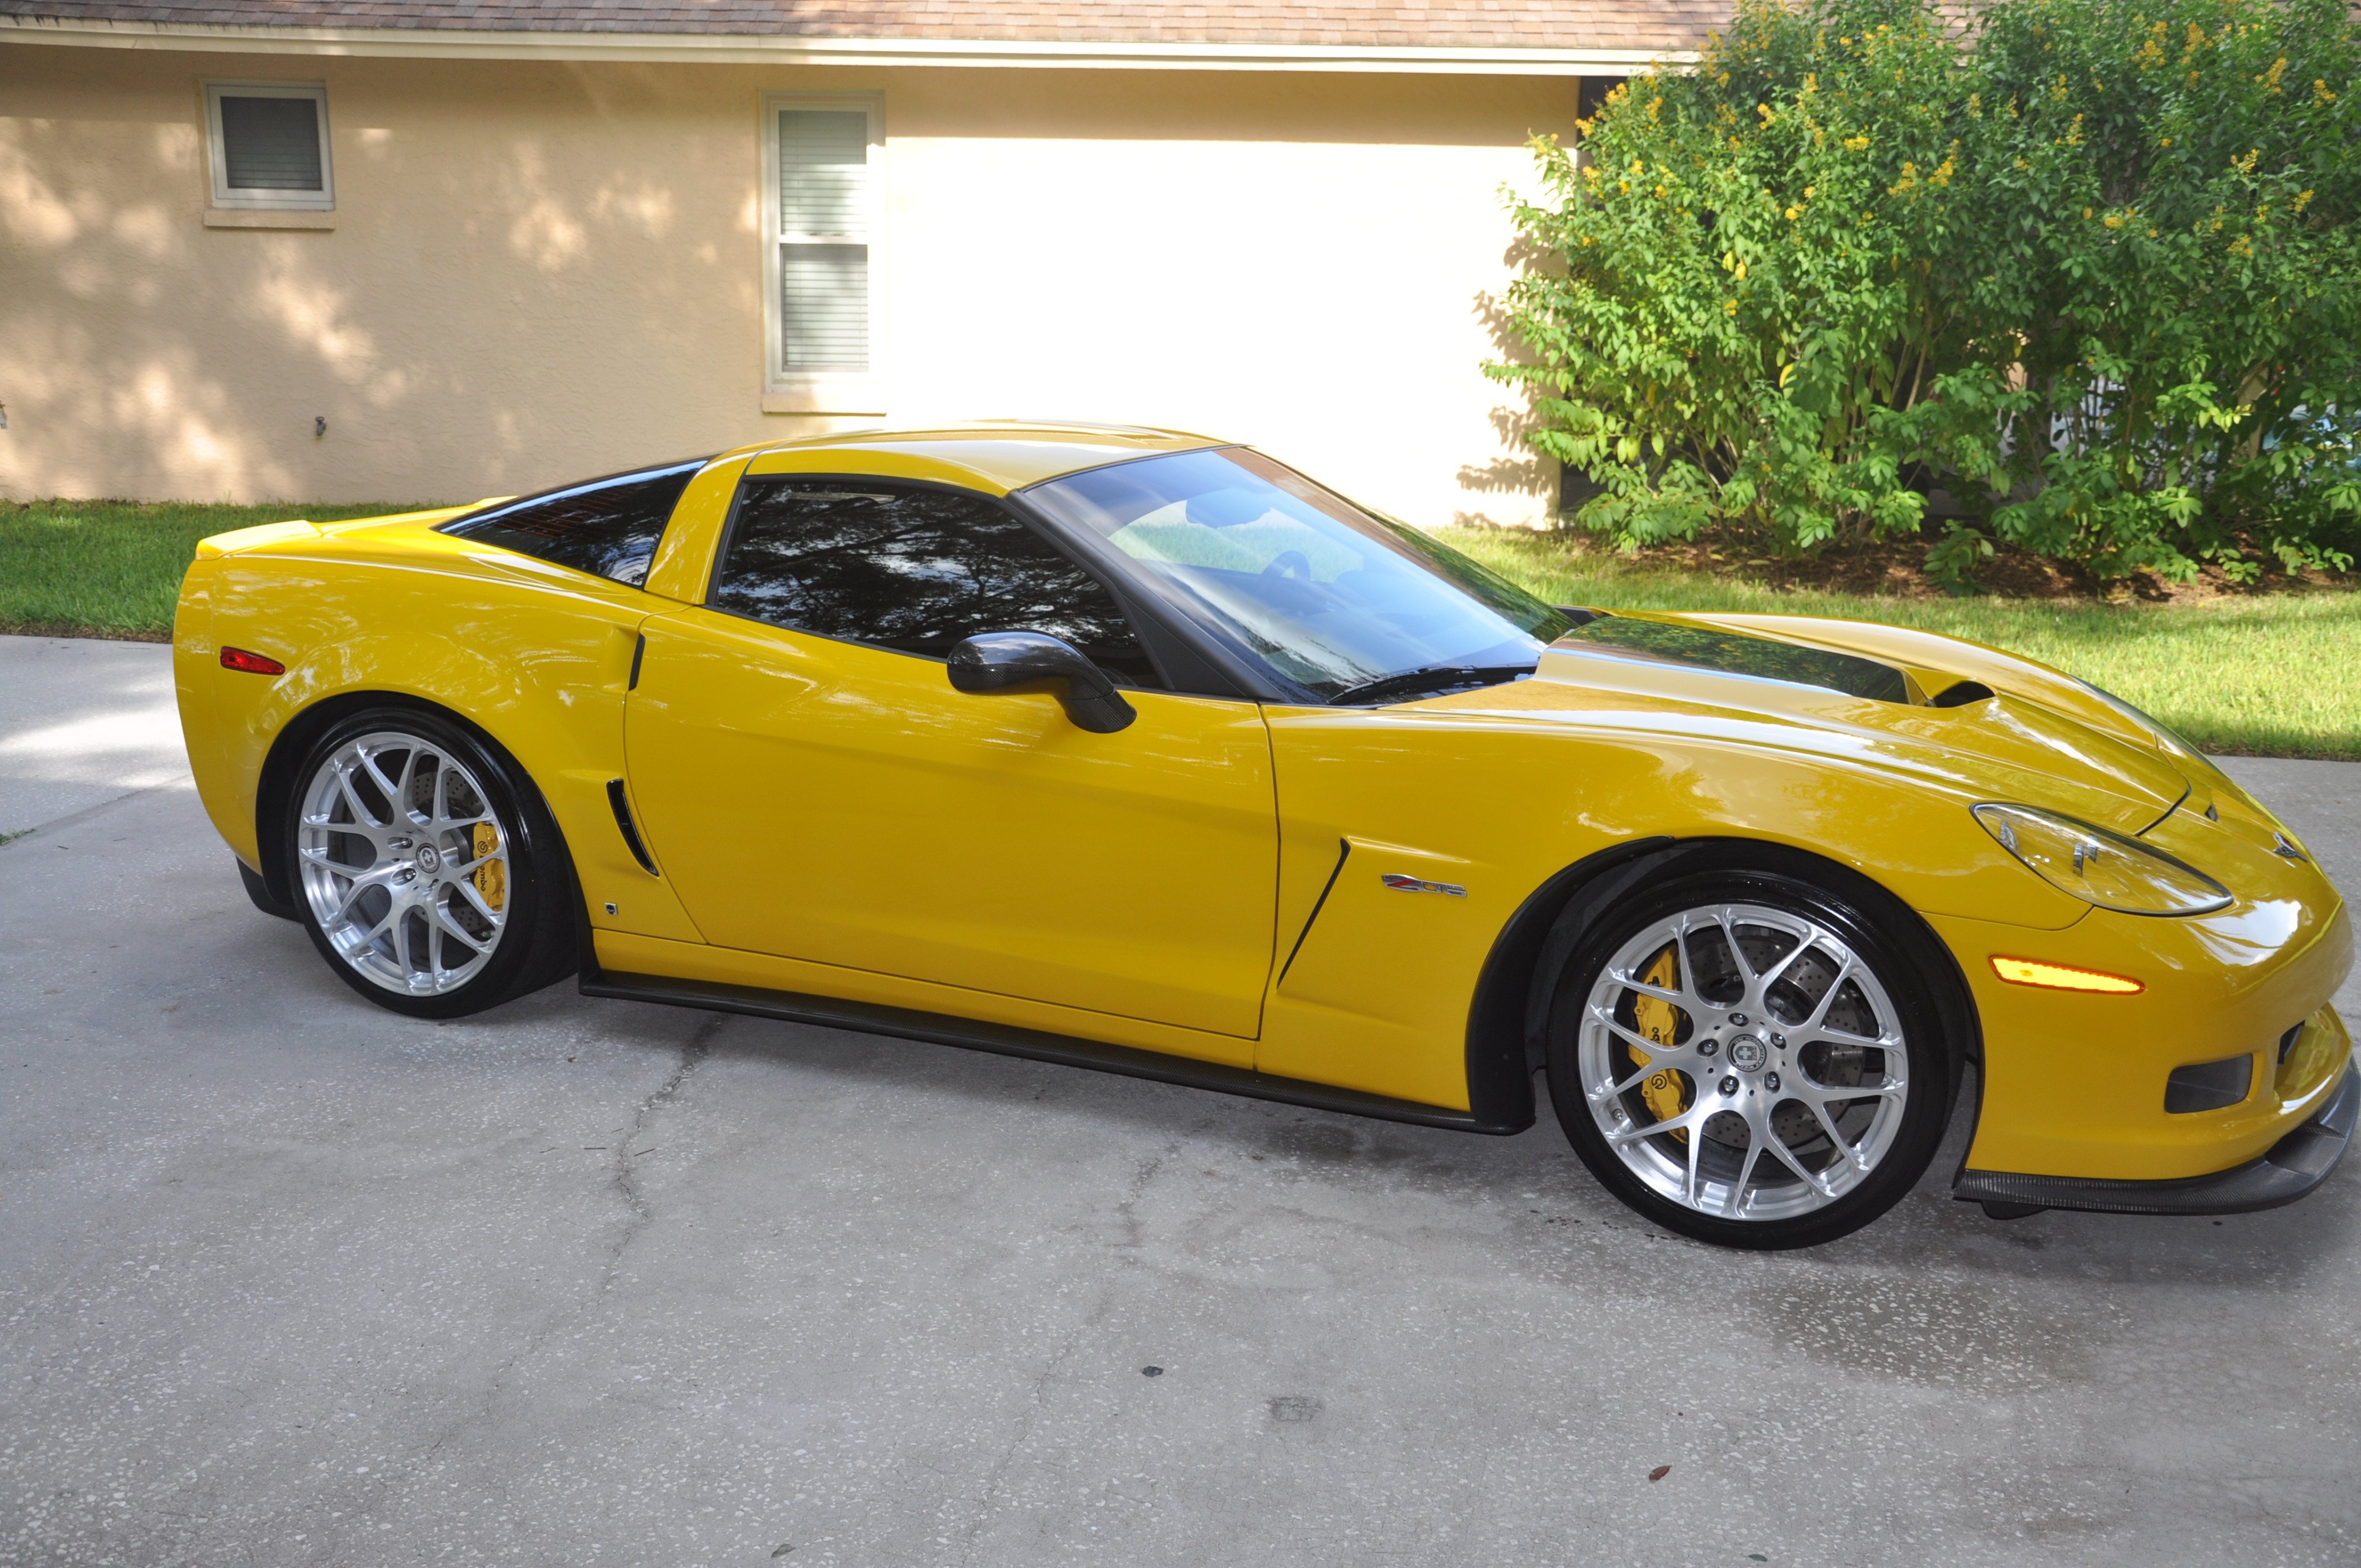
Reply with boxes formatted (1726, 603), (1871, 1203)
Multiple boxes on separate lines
(1956, 1066), (2358, 1218)
(580, 968), (1523, 1136)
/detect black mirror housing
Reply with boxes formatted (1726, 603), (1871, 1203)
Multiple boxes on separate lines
(946, 631), (1138, 733)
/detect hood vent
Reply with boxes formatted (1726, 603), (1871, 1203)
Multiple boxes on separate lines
(1552, 616), (1911, 704)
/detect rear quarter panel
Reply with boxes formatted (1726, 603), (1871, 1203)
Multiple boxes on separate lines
(187, 521), (706, 945)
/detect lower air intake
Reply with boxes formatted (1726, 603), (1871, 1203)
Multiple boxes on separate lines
(2165, 1056), (2254, 1115)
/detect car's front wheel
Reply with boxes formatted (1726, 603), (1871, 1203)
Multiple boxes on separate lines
(285, 707), (577, 1018)
(1542, 860), (1956, 1249)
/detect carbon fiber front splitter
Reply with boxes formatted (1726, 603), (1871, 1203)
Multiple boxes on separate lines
(1955, 1065), (2358, 1220)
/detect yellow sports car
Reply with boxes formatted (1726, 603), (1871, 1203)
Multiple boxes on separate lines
(172, 422), (2355, 1248)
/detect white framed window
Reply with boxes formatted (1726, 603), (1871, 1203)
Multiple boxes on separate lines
(204, 80), (334, 212)
(761, 92), (883, 414)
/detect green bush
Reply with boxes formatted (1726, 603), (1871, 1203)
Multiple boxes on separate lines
(1492, 0), (2361, 584)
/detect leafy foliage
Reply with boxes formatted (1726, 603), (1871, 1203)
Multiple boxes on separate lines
(1492, 0), (2361, 584)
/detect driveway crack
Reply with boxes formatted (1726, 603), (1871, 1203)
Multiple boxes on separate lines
(602, 1012), (723, 1275)
(952, 1134), (1183, 1564)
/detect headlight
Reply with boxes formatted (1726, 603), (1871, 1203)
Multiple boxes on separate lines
(1972, 803), (2231, 916)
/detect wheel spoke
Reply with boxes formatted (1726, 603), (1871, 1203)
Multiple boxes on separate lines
(1715, 913), (1756, 979)
(1589, 1054), (1680, 1105)
(1804, 1097), (1867, 1171)
(1588, 1005), (1691, 1061)
(1761, 1131), (1832, 1196)
(1797, 956), (1857, 1031)
(335, 768), (386, 832)
(450, 876), (507, 927)
(329, 870), (399, 921)
(390, 900), (417, 979)
(1754, 933), (1818, 994)
(1606, 1103), (1706, 1146)
(429, 898), (489, 954)
(1607, 971), (1690, 1008)
(359, 748), (406, 815)
(1722, 1137), (1764, 1218)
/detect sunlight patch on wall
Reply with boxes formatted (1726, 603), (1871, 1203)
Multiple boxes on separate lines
(252, 249), (381, 383)
(0, 130), (84, 247)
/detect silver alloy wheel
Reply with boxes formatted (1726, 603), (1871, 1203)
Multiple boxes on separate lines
(296, 730), (512, 996)
(1577, 901), (1911, 1221)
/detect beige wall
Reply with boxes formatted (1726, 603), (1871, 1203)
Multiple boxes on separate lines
(0, 45), (1568, 526)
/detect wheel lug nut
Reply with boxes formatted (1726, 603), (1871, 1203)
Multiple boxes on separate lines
(1765, 1072), (1781, 1092)
(1699, 1039), (1719, 1057)
(1771, 1033), (1785, 1047)
(1731, 1013), (1748, 1027)
(1719, 1076), (1738, 1096)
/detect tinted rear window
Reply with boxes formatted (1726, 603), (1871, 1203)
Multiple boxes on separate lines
(440, 458), (710, 587)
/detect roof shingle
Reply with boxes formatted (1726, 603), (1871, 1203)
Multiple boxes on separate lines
(0, 0), (1728, 53)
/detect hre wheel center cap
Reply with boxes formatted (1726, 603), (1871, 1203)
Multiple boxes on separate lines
(414, 844), (442, 875)
(1726, 1034), (1769, 1073)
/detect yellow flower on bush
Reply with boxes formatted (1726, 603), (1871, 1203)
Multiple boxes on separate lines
(1843, 135), (1871, 151)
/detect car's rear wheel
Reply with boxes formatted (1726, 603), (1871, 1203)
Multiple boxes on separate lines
(1542, 863), (1954, 1249)
(286, 707), (576, 1018)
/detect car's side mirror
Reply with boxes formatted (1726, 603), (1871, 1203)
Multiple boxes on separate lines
(946, 631), (1137, 734)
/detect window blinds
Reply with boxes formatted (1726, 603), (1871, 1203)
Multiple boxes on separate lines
(220, 96), (324, 191)
(776, 109), (870, 374)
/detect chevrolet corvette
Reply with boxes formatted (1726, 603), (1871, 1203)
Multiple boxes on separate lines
(172, 422), (2355, 1247)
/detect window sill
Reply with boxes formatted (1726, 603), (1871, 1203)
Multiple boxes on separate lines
(762, 386), (885, 416)
(204, 208), (335, 230)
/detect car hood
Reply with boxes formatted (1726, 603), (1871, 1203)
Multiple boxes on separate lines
(1415, 610), (2196, 836)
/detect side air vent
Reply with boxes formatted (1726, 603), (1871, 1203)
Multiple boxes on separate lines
(1929, 681), (1997, 708)
(2164, 1055), (2254, 1114)
(606, 779), (659, 876)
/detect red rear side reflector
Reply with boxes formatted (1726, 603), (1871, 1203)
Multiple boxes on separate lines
(220, 647), (286, 676)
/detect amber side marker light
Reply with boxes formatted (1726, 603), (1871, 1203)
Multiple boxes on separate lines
(220, 647), (286, 676)
(1991, 956), (2144, 994)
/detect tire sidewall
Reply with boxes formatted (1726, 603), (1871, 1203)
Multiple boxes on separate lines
(1543, 858), (1955, 1250)
(286, 705), (566, 1020)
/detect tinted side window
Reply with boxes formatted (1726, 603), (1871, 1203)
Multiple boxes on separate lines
(711, 478), (1162, 688)
(439, 457), (709, 588)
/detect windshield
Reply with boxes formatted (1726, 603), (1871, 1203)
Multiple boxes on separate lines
(1023, 448), (1570, 701)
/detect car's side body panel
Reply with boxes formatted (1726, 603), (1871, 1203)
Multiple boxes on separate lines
(623, 605), (1279, 1055)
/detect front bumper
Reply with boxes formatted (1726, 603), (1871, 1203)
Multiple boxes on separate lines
(1955, 1064), (2358, 1218)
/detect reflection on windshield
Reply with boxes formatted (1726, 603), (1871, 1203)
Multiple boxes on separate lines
(1023, 448), (1570, 701)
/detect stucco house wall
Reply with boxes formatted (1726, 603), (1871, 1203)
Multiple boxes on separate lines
(0, 42), (1588, 525)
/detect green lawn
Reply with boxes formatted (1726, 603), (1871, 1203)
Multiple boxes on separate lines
(1, 501), (2352, 758)
(0, 499), (418, 641)
(1442, 528), (2361, 761)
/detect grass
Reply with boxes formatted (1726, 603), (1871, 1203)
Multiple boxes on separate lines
(0, 499), (419, 641)
(1442, 528), (2361, 761)
(0, 501), (2351, 758)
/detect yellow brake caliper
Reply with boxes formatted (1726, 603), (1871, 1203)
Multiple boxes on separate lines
(1627, 943), (1691, 1142)
(471, 822), (506, 912)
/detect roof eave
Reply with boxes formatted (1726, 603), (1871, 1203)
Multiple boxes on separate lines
(0, 13), (1692, 73)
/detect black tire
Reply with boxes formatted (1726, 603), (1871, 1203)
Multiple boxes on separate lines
(1539, 848), (1960, 1249)
(283, 705), (579, 1019)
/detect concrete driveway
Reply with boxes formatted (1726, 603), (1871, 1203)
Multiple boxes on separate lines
(2, 632), (2357, 1568)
